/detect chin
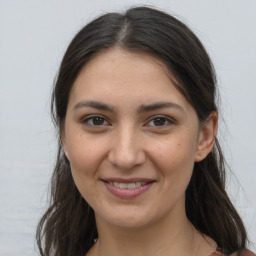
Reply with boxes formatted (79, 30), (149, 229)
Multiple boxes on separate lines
(109, 218), (151, 230)
(96, 208), (154, 230)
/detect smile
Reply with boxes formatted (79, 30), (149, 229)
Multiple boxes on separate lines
(101, 179), (156, 199)
(107, 181), (147, 189)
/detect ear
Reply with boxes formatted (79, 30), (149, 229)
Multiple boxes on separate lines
(194, 112), (218, 162)
(61, 130), (70, 160)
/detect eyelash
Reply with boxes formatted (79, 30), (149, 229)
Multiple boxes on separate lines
(81, 115), (176, 129)
(81, 115), (110, 127)
(146, 115), (175, 128)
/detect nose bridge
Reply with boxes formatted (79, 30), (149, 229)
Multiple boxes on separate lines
(108, 123), (145, 169)
(119, 124), (137, 155)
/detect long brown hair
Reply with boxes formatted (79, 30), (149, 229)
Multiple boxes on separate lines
(37, 6), (248, 256)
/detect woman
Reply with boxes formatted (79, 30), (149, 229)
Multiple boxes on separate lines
(36, 6), (255, 256)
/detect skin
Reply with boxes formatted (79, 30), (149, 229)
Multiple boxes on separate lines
(62, 47), (218, 256)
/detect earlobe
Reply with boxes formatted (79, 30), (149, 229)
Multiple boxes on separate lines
(194, 112), (218, 162)
(62, 145), (70, 160)
(64, 150), (69, 159)
(61, 131), (69, 160)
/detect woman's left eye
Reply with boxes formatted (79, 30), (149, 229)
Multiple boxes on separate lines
(82, 115), (109, 127)
(146, 116), (174, 127)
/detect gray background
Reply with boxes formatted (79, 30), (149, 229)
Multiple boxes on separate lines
(0, 0), (255, 255)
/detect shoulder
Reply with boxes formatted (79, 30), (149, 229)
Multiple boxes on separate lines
(241, 250), (256, 256)
(210, 249), (256, 256)
(230, 250), (256, 256)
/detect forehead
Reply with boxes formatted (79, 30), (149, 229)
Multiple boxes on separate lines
(84, 48), (169, 78)
(68, 47), (191, 112)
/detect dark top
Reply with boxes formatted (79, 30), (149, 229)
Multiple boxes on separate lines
(210, 249), (256, 256)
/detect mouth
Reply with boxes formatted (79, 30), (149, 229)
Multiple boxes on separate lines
(105, 181), (151, 189)
(100, 178), (156, 199)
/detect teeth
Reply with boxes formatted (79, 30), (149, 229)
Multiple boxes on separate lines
(119, 183), (126, 189)
(128, 183), (135, 189)
(108, 182), (147, 189)
(135, 182), (142, 188)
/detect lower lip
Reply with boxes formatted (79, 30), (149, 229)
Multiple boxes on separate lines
(103, 181), (154, 199)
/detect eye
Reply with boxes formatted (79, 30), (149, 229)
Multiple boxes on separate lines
(146, 116), (175, 127)
(82, 115), (110, 127)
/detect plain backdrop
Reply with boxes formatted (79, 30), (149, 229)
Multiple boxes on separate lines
(0, 0), (255, 255)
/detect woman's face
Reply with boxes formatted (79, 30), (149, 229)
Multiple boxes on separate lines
(63, 48), (215, 229)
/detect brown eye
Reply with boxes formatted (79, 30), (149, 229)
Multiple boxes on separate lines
(82, 115), (109, 127)
(92, 116), (105, 125)
(146, 115), (175, 128)
(153, 117), (167, 126)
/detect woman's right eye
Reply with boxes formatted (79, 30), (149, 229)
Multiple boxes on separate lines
(82, 115), (110, 127)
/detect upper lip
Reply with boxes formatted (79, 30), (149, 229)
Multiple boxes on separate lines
(101, 178), (156, 183)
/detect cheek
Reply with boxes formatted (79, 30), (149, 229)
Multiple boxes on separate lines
(66, 134), (107, 204)
(153, 135), (197, 169)
(150, 134), (197, 191)
(66, 133), (109, 192)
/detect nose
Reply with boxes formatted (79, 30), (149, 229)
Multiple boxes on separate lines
(108, 126), (146, 170)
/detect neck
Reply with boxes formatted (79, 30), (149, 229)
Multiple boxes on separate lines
(90, 208), (199, 256)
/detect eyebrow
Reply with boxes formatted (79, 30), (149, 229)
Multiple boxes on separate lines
(137, 102), (185, 114)
(74, 100), (115, 112)
(73, 100), (185, 113)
